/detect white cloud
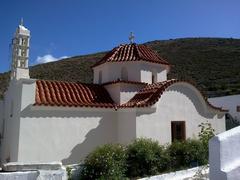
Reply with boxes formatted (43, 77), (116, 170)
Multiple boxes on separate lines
(35, 54), (68, 64)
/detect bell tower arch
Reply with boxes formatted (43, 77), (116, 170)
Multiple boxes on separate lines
(11, 18), (30, 80)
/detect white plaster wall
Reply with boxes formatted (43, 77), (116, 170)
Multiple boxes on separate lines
(93, 64), (109, 84)
(18, 25), (30, 36)
(18, 107), (117, 165)
(209, 94), (240, 122)
(1, 80), (23, 163)
(93, 62), (141, 84)
(157, 69), (167, 82)
(20, 79), (36, 111)
(93, 61), (167, 84)
(0, 79), (36, 164)
(120, 84), (145, 104)
(136, 82), (226, 145)
(104, 83), (145, 105)
(0, 100), (4, 137)
(140, 63), (167, 83)
(117, 110), (137, 144)
(140, 166), (209, 180)
(0, 171), (39, 180)
(104, 84), (121, 104)
(209, 126), (240, 180)
(15, 68), (30, 80)
(140, 70), (152, 84)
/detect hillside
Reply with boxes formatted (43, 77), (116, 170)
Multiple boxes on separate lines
(0, 38), (240, 99)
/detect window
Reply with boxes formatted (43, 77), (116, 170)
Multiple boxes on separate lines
(99, 71), (102, 84)
(22, 39), (26, 46)
(21, 62), (25, 68)
(171, 121), (186, 142)
(121, 67), (128, 80)
(21, 49), (26, 57)
(237, 106), (240, 112)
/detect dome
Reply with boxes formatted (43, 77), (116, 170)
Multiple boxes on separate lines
(92, 43), (170, 67)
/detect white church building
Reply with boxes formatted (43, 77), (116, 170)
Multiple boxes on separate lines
(0, 22), (227, 165)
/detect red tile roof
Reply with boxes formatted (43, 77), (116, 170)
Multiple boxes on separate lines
(120, 79), (228, 112)
(120, 80), (176, 108)
(102, 79), (147, 86)
(34, 79), (227, 112)
(92, 43), (170, 67)
(35, 80), (116, 108)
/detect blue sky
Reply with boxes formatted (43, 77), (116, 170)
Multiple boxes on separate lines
(0, 0), (240, 73)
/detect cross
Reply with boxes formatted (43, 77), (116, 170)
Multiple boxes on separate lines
(20, 18), (24, 26)
(129, 32), (135, 44)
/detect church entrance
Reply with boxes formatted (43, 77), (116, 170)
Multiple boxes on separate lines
(171, 121), (186, 142)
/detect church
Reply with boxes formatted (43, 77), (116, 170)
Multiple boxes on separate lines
(0, 22), (227, 165)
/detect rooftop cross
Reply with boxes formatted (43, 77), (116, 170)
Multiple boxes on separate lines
(20, 18), (24, 26)
(129, 32), (135, 44)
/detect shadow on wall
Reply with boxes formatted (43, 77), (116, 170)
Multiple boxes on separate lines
(61, 117), (116, 165)
(169, 84), (224, 119)
(21, 106), (117, 165)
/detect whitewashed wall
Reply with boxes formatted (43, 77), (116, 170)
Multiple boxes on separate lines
(93, 61), (167, 84)
(209, 126), (240, 180)
(0, 80), (26, 163)
(0, 79), (36, 163)
(209, 94), (240, 122)
(136, 82), (226, 144)
(104, 84), (121, 104)
(104, 83), (144, 105)
(117, 110), (136, 144)
(0, 100), (4, 138)
(0, 79), (226, 166)
(140, 166), (209, 180)
(18, 107), (117, 165)
(157, 69), (167, 82)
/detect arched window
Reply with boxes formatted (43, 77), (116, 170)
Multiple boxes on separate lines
(121, 67), (128, 80)
(99, 71), (102, 84)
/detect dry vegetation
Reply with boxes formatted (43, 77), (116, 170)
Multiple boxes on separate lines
(1, 38), (240, 99)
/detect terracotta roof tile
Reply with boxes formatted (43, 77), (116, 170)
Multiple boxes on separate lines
(92, 43), (170, 67)
(34, 79), (227, 112)
(35, 80), (116, 108)
(102, 79), (147, 86)
(120, 79), (228, 112)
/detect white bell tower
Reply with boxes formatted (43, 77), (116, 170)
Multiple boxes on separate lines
(11, 18), (30, 80)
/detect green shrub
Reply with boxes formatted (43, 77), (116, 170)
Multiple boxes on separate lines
(66, 166), (73, 180)
(167, 139), (207, 170)
(80, 144), (127, 180)
(126, 138), (170, 178)
(198, 121), (215, 160)
(198, 122), (215, 147)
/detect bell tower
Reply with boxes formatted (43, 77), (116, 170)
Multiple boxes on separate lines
(11, 18), (30, 80)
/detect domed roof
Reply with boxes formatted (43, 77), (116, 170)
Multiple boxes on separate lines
(92, 43), (170, 67)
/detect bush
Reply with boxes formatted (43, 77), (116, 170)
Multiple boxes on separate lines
(198, 122), (215, 148)
(79, 135), (212, 179)
(126, 138), (170, 178)
(80, 144), (127, 180)
(167, 139), (207, 170)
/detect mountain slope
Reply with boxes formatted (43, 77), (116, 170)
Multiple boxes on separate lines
(0, 38), (240, 99)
